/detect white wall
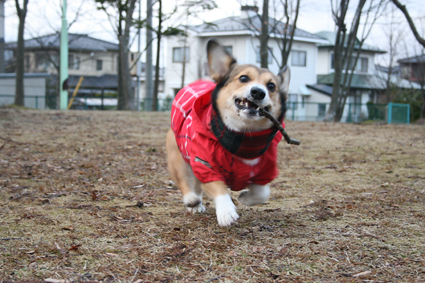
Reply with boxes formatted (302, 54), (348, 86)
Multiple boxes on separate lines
(0, 75), (47, 109)
(164, 33), (204, 98)
(165, 33), (320, 99)
(317, 48), (377, 75)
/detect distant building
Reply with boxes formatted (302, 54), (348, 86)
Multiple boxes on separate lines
(398, 55), (425, 85)
(306, 31), (388, 121)
(5, 33), (138, 76)
(165, 5), (327, 119)
(4, 33), (164, 108)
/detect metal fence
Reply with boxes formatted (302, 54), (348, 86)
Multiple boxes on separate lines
(0, 94), (52, 109)
(286, 102), (388, 123)
(387, 102), (410, 124)
(0, 94), (410, 124)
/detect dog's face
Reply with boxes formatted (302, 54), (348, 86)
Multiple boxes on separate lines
(207, 40), (290, 132)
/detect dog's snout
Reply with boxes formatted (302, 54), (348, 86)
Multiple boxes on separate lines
(250, 87), (266, 100)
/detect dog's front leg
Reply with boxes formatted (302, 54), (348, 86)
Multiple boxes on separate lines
(238, 184), (270, 206)
(202, 181), (239, 227)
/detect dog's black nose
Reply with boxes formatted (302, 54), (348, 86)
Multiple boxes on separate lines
(251, 87), (266, 100)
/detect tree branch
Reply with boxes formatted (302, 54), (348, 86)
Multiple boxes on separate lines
(391, 0), (425, 48)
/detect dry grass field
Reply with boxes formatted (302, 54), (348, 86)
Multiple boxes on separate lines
(0, 108), (424, 283)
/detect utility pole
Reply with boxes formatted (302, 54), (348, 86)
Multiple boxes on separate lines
(145, 0), (153, 110)
(0, 0), (5, 73)
(60, 0), (68, 110)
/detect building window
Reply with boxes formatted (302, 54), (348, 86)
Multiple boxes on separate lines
(35, 53), (58, 70)
(291, 50), (306, 66)
(68, 55), (80, 70)
(223, 46), (233, 56)
(318, 104), (326, 117)
(360, 57), (368, 72)
(96, 59), (103, 71)
(173, 47), (189, 63)
(75, 57), (80, 70)
(68, 54), (74, 69)
(331, 53), (368, 73)
(256, 47), (273, 64)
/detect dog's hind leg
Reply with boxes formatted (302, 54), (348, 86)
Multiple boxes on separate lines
(166, 129), (205, 213)
(238, 184), (271, 206)
(186, 176), (205, 213)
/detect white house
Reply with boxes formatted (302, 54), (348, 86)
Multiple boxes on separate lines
(164, 6), (327, 120)
(306, 31), (387, 122)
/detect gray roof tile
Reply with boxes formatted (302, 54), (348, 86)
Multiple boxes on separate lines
(190, 16), (324, 40)
(6, 33), (119, 52)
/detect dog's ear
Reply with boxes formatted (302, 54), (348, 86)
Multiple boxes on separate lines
(207, 39), (236, 83)
(277, 66), (290, 96)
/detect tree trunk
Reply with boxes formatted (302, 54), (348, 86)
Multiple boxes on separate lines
(145, 0), (153, 110)
(280, 0), (300, 68)
(421, 87), (425, 119)
(259, 0), (269, 68)
(117, 0), (136, 110)
(326, 0), (368, 122)
(14, 0), (29, 107)
(180, 22), (188, 90)
(152, 0), (162, 111)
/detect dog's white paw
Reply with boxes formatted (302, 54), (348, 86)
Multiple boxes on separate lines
(238, 184), (270, 206)
(187, 203), (206, 213)
(183, 192), (202, 208)
(215, 194), (239, 227)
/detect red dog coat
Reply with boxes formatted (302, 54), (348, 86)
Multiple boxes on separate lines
(171, 80), (284, 191)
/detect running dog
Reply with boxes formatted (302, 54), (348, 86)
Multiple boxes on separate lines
(166, 39), (290, 227)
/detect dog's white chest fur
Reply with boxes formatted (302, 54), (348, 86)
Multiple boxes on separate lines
(240, 157), (260, 166)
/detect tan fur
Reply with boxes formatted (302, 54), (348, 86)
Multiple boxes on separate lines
(216, 65), (284, 132)
(167, 40), (290, 226)
(166, 129), (202, 207)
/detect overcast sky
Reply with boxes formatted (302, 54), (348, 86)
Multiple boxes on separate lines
(4, 0), (425, 65)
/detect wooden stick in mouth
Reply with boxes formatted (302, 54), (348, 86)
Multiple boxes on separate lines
(258, 108), (301, 145)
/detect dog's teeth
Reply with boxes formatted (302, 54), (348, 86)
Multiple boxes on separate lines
(256, 107), (260, 110)
(245, 101), (249, 107)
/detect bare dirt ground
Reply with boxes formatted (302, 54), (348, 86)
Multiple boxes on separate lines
(0, 109), (424, 283)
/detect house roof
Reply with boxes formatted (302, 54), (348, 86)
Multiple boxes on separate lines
(68, 74), (123, 90)
(306, 84), (333, 96)
(398, 54), (425, 64)
(316, 72), (421, 90)
(317, 73), (380, 89)
(189, 16), (325, 42)
(5, 33), (119, 52)
(315, 31), (385, 54)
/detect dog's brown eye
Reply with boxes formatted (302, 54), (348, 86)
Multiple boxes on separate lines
(239, 75), (250, 83)
(267, 82), (276, 92)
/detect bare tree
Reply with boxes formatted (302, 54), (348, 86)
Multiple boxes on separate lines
(150, 3), (183, 111)
(273, 0), (300, 68)
(390, 0), (425, 118)
(14, 0), (29, 107)
(236, 0), (301, 70)
(379, 4), (403, 103)
(168, 0), (217, 90)
(259, 0), (269, 68)
(326, 0), (384, 122)
(96, 0), (137, 110)
(21, 1), (89, 105)
(391, 0), (425, 48)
